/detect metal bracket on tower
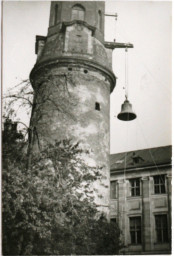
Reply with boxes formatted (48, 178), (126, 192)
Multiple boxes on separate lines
(104, 13), (118, 20)
(104, 42), (134, 49)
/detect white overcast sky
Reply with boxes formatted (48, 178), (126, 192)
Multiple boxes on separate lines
(2, 1), (172, 154)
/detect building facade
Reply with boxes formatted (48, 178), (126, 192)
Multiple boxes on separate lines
(110, 145), (172, 254)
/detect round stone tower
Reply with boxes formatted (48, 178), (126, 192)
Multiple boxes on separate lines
(30, 1), (116, 215)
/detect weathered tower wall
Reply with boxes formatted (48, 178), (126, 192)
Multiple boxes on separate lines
(30, 1), (116, 214)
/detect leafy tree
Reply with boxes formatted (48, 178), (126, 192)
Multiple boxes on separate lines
(2, 130), (123, 255)
(2, 76), (123, 255)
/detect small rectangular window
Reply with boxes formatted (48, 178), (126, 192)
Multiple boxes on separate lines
(129, 178), (140, 196)
(110, 181), (117, 199)
(154, 175), (166, 194)
(130, 217), (141, 244)
(110, 218), (117, 223)
(95, 102), (100, 111)
(155, 215), (168, 243)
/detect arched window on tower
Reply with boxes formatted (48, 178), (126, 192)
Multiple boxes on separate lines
(98, 10), (102, 30)
(71, 4), (85, 21)
(54, 4), (58, 25)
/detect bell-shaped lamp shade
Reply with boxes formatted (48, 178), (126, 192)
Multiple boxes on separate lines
(117, 99), (137, 121)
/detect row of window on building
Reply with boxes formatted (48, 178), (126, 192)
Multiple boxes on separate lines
(111, 214), (169, 245)
(110, 175), (166, 199)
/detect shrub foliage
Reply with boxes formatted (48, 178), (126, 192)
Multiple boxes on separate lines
(2, 133), (122, 255)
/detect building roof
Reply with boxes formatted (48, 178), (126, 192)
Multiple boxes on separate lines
(110, 145), (172, 172)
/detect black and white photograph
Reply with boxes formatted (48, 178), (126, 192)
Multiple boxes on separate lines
(2, 0), (172, 255)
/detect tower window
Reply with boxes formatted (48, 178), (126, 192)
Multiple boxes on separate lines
(110, 218), (117, 223)
(72, 5), (85, 21)
(98, 10), (102, 30)
(95, 102), (100, 111)
(54, 4), (58, 25)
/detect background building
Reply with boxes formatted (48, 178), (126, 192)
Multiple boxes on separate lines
(110, 145), (172, 254)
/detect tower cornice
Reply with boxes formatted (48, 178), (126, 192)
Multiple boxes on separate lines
(30, 56), (116, 93)
(48, 20), (96, 37)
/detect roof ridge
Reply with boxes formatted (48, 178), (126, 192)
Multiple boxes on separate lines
(110, 145), (172, 156)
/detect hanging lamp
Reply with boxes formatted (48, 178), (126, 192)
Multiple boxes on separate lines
(117, 48), (137, 121)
